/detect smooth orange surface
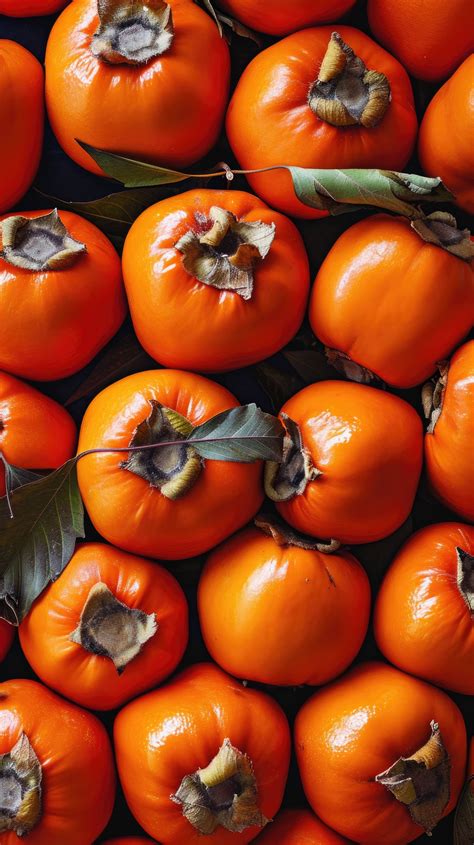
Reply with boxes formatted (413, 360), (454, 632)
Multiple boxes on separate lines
(275, 381), (423, 544)
(0, 371), (76, 496)
(0, 0), (68, 13)
(0, 678), (115, 845)
(101, 839), (156, 845)
(374, 522), (474, 695)
(114, 663), (291, 844)
(309, 214), (474, 388)
(0, 619), (14, 663)
(77, 370), (264, 559)
(45, 0), (230, 175)
(368, 0), (474, 82)
(226, 26), (417, 219)
(122, 189), (309, 372)
(295, 662), (467, 845)
(198, 526), (371, 686)
(19, 542), (189, 710)
(419, 57), (474, 213)
(0, 209), (126, 381)
(425, 340), (474, 520)
(254, 809), (351, 844)
(217, 0), (356, 34)
(0, 41), (43, 214)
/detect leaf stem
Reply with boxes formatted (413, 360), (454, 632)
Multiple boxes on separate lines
(0, 454), (14, 519)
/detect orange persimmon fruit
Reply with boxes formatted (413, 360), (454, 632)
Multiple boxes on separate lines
(216, 0), (356, 35)
(254, 808), (351, 844)
(0, 0), (68, 13)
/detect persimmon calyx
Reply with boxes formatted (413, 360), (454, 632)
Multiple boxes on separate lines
(121, 400), (202, 499)
(422, 362), (449, 433)
(0, 210), (86, 272)
(411, 212), (474, 261)
(0, 733), (42, 836)
(375, 721), (450, 834)
(264, 413), (321, 502)
(91, 0), (174, 65)
(308, 32), (391, 128)
(171, 738), (268, 835)
(456, 548), (474, 613)
(70, 582), (157, 673)
(175, 206), (275, 300)
(255, 514), (341, 553)
(325, 348), (376, 384)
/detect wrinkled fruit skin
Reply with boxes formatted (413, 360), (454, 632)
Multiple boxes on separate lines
(45, 0), (230, 175)
(216, 0), (356, 35)
(114, 663), (291, 845)
(374, 522), (474, 695)
(254, 808), (351, 844)
(0, 41), (43, 214)
(309, 214), (474, 388)
(226, 26), (417, 219)
(0, 619), (14, 664)
(122, 189), (310, 372)
(295, 662), (467, 845)
(0, 1), (68, 14)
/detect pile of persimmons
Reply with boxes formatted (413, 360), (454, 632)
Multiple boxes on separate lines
(0, 1), (472, 844)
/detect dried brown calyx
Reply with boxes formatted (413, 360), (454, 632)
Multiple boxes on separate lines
(0, 733), (42, 837)
(325, 348), (376, 384)
(422, 361), (449, 433)
(264, 413), (320, 503)
(411, 212), (474, 260)
(0, 210), (86, 272)
(175, 206), (275, 301)
(308, 32), (391, 128)
(457, 548), (474, 613)
(255, 514), (341, 553)
(91, 0), (174, 65)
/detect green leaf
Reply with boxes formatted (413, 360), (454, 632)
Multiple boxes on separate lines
(77, 141), (192, 188)
(188, 403), (284, 462)
(255, 362), (301, 411)
(0, 456), (42, 495)
(284, 349), (337, 384)
(216, 12), (261, 45)
(454, 778), (474, 845)
(0, 459), (84, 624)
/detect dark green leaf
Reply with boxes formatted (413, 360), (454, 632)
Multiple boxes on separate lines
(454, 778), (474, 845)
(0, 457), (42, 494)
(255, 362), (301, 411)
(188, 403), (284, 462)
(0, 459), (84, 624)
(198, 0), (223, 34)
(76, 141), (191, 188)
(284, 349), (336, 384)
(216, 12), (261, 44)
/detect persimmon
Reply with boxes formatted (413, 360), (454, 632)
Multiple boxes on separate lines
(424, 340), (474, 520)
(101, 840), (155, 845)
(418, 57), (474, 214)
(374, 522), (474, 696)
(0, 1), (68, 14)
(0, 371), (76, 497)
(226, 26), (417, 218)
(216, 0), (356, 35)
(122, 189), (309, 372)
(114, 663), (291, 844)
(295, 662), (467, 844)
(198, 517), (370, 686)
(19, 542), (188, 710)
(45, 0), (230, 176)
(264, 380), (422, 544)
(367, 0), (474, 82)
(0, 41), (43, 214)
(77, 369), (264, 560)
(254, 809), (350, 844)
(0, 620), (14, 663)
(0, 678), (115, 844)
(0, 209), (126, 381)
(309, 213), (474, 388)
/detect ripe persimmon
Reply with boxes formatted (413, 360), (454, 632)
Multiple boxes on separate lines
(0, 619), (14, 663)
(0, 1), (68, 13)
(114, 663), (291, 844)
(295, 662), (467, 844)
(216, 0), (356, 35)
(254, 809), (350, 844)
(101, 840), (155, 845)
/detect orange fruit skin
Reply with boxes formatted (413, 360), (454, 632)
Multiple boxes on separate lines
(274, 380), (423, 544)
(295, 662), (467, 845)
(254, 809), (351, 844)
(0, 678), (115, 845)
(0, 41), (43, 213)
(309, 214), (474, 388)
(425, 340), (474, 521)
(0, 619), (14, 663)
(374, 522), (474, 695)
(368, 0), (474, 82)
(19, 542), (189, 710)
(0, 0), (68, 13)
(198, 526), (371, 686)
(216, 0), (356, 35)
(122, 189), (310, 372)
(45, 0), (230, 175)
(114, 663), (291, 845)
(226, 26), (417, 219)
(77, 369), (264, 560)
(101, 839), (156, 845)
(419, 57), (474, 214)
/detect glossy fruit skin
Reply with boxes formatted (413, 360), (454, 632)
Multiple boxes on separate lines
(122, 189), (310, 372)
(226, 26), (417, 219)
(0, 0), (68, 14)
(45, 0), (230, 176)
(0, 678), (115, 845)
(101, 840), (155, 845)
(0, 209), (126, 381)
(275, 380), (423, 544)
(77, 370), (264, 560)
(419, 57), (474, 213)
(0, 41), (43, 214)
(374, 523), (474, 695)
(216, 0), (356, 35)
(309, 214), (474, 388)
(114, 663), (291, 844)
(295, 662), (467, 845)
(0, 619), (14, 663)
(198, 526), (371, 686)
(425, 341), (474, 520)
(19, 542), (189, 710)
(254, 809), (350, 844)
(0, 371), (76, 496)
(368, 0), (474, 82)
